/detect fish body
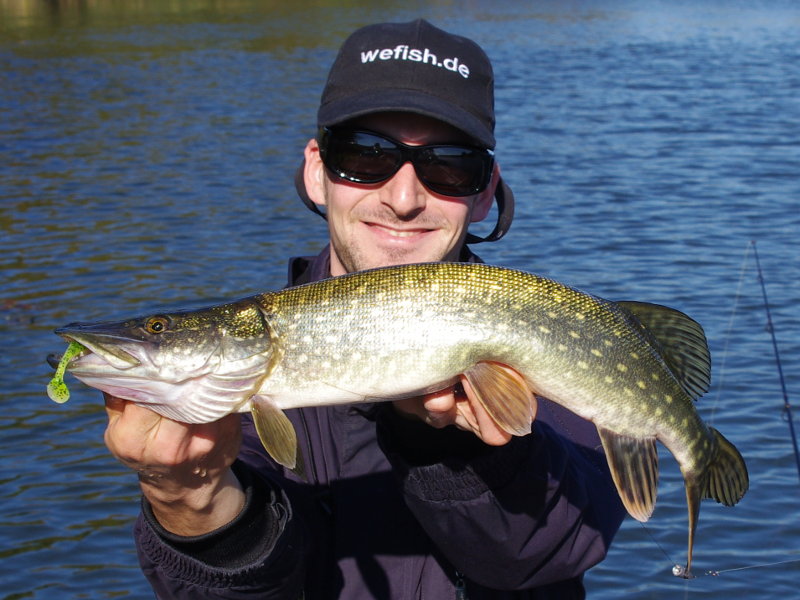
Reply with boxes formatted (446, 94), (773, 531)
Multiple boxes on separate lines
(52, 262), (748, 576)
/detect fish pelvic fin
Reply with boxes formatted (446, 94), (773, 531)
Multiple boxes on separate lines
(704, 428), (749, 506)
(597, 427), (659, 522)
(617, 301), (711, 401)
(250, 395), (304, 478)
(462, 361), (535, 436)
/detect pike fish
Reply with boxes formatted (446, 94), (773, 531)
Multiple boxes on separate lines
(49, 262), (748, 577)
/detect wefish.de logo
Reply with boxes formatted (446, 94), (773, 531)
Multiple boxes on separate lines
(360, 45), (471, 79)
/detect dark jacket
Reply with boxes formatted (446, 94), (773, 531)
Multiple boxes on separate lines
(134, 247), (626, 599)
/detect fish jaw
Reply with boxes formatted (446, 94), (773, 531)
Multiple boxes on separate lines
(55, 325), (143, 370)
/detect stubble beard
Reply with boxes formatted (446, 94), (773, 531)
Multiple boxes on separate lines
(331, 209), (460, 274)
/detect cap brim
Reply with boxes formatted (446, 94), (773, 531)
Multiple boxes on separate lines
(318, 89), (495, 148)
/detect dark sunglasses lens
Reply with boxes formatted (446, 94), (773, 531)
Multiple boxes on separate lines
(324, 132), (401, 183)
(415, 147), (491, 196)
(322, 129), (492, 196)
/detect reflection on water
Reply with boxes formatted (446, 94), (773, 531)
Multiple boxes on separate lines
(2, 1), (799, 598)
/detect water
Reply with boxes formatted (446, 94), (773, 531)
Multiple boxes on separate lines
(2, 1), (799, 597)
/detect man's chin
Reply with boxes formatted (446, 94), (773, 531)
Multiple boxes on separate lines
(340, 245), (452, 273)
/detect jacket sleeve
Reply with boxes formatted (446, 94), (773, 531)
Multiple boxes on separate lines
(134, 461), (306, 599)
(376, 398), (626, 590)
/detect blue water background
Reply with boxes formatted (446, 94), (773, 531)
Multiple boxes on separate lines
(1, 1), (799, 597)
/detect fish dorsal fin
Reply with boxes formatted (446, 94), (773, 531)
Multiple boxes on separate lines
(250, 395), (304, 478)
(617, 301), (711, 401)
(462, 361), (535, 436)
(597, 427), (659, 522)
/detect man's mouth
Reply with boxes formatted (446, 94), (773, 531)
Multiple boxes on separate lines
(366, 222), (433, 238)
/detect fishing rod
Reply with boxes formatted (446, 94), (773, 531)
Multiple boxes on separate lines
(752, 240), (800, 484)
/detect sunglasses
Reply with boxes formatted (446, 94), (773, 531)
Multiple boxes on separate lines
(318, 127), (495, 197)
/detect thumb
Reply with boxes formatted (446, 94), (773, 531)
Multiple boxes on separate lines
(103, 392), (127, 420)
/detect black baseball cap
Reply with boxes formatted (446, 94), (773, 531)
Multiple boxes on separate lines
(318, 19), (496, 149)
(296, 19), (514, 243)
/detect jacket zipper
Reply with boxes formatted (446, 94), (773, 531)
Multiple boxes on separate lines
(455, 570), (468, 600)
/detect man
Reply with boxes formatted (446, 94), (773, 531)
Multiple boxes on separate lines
(104, 19), (625, 599)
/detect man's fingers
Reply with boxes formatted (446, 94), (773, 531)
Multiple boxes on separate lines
(420, 388), (458, 428)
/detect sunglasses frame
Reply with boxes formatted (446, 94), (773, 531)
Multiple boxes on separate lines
(317, 127), (495, 197)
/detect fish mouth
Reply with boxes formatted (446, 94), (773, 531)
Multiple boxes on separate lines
(46, 346), (90, 370)
(53, 326), (143, 370)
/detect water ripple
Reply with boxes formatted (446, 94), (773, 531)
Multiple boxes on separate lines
(2, 2), (799, 598)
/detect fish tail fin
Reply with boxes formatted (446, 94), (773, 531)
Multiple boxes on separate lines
(462, 361), (536, 436)
(704, 428), (749, 506)
(679, 428), (748, 579)
(251, 395), (305, 478)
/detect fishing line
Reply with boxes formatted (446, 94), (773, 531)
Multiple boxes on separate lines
(700, 242), (800, 579)
(752, 240), (800, 484)
(709, 242), (752, 426)
(643, 242), (800, 579)
(704, 556), (800, 576)
(635, 522), (684, 576)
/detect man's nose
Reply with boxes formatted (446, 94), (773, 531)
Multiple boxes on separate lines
(380, 162), (428, 218)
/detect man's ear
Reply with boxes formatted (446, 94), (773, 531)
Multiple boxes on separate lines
(470, 163), (501, 223)
(304, 138), (327, 208)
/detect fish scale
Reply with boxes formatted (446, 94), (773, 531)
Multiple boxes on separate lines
(50, 261), (748, 577)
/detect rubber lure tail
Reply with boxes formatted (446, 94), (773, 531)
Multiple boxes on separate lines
(47, 341), (86, 403)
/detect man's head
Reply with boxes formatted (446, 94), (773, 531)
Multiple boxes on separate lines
(297, 19), (514, 275)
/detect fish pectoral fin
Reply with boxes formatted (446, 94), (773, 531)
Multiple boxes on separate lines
(250, 395), (303, 477)
(704, 427), (749, 506)
(597, 427), (659, 522)
(462, 361), (535, 436)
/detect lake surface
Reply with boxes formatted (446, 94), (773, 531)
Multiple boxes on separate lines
(1, 1), (799, 598)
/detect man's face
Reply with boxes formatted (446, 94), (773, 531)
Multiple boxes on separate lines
(304, 113), (496, 276)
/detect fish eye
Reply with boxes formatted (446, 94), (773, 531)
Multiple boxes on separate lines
(144, 316), (169, 334)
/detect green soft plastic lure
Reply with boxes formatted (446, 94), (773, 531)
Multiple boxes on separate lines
(47, 341), (86, 403)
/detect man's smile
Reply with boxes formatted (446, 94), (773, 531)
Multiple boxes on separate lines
(365, 222), (435, 239)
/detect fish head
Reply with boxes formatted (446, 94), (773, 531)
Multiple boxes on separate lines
(54, 300), (278, 422)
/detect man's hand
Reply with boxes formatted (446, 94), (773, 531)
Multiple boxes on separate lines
(393, 365), (536, 446)
(104, 394), (244, 536)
